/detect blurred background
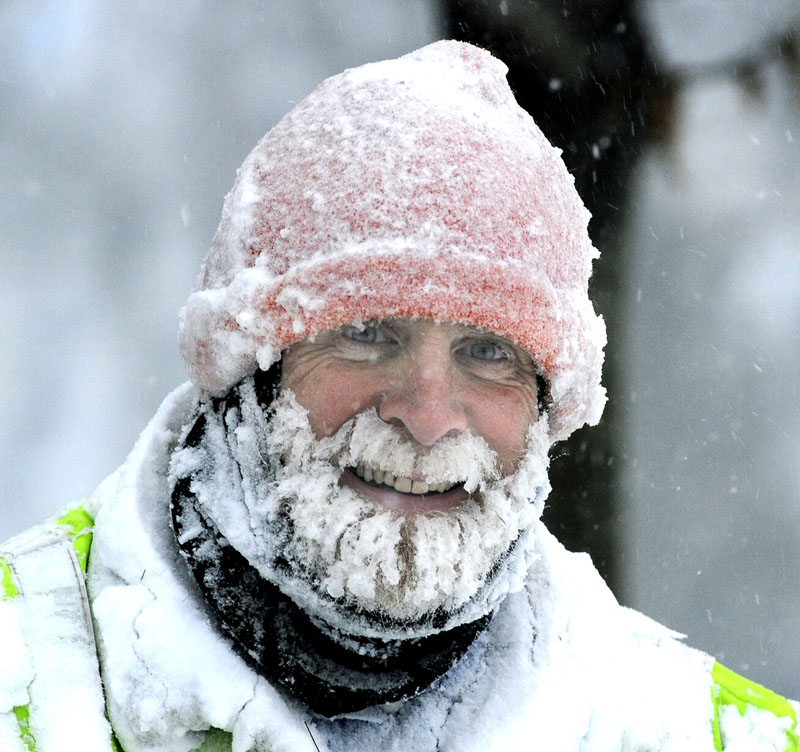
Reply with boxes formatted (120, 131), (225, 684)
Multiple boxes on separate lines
(2, 0), (798, 697)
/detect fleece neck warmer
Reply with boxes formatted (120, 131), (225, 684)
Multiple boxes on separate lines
(169, 386), (491, 717)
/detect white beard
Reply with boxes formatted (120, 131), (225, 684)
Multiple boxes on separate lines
(190, 379), (552, 638)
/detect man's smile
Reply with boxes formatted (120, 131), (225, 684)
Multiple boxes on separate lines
(340, 467), (469, 512)
(353, 463), (458, 495)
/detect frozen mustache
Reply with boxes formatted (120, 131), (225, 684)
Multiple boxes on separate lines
(294, 404), (502, 494)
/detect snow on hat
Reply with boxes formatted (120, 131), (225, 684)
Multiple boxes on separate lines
(179, 40), (606, 441)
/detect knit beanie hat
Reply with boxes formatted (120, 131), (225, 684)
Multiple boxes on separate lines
(179, 40), (606, 442)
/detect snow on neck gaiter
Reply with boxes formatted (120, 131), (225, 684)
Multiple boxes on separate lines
(170, 374), (551, 643)
(171, 476), (493, 716)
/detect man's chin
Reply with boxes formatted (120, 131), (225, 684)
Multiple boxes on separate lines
(339, 468), (470, 513)
(292, 522), (529, 642)
(298, 570), (491, 641)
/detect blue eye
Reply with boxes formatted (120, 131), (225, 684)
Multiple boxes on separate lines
(342, 325), (388, 344)
(468, 340), (508, 361)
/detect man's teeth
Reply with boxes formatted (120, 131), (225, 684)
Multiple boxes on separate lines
(354, 464), (454, 495)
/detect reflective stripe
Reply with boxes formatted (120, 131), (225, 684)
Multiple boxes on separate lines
(1, 558), (18, 600)
(0, 516), (113, 751)
(56, 508), (94, 573)
(13, 705), (35, 752)
(711, 661), (800, 751)
(62, 509), (125, 750)
(0, 557), (37, 751)
(0, 556), (36, 750)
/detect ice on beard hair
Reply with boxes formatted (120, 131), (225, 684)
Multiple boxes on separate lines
(255, 389), (550, 624)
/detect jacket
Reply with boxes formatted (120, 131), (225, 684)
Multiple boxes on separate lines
(1, 384), (798, 752)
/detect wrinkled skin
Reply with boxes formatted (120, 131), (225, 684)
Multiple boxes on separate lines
(281, 317), (541, 515)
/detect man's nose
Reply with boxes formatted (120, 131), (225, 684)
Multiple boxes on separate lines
(378, 359), (468, 446)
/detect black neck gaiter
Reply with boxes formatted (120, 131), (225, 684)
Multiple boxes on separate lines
(169, 381), (491, 718)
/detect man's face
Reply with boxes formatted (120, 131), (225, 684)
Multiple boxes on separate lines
(281, 318), (541, 513)
(196, 316), (550, 625)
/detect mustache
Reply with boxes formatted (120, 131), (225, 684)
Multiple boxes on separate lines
(271, 395), (501, 493)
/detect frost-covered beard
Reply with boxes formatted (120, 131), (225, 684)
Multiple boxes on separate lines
(189, 378), (552, 639)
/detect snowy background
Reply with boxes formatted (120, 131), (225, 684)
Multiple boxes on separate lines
(2, 0), (798, 698)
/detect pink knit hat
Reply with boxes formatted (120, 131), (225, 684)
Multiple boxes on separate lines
(179, 40), (606, 441)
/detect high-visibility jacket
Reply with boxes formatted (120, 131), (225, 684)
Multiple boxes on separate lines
(2, 509), (798, 752)
(2, 386), (798, 751)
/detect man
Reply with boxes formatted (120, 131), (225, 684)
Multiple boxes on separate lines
(1, 41), (797, 752)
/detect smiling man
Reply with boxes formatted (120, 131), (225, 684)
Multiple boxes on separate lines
(1, 41), (798, 752)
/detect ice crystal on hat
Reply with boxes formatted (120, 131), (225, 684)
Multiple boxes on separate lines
(180, 40), (606, 441)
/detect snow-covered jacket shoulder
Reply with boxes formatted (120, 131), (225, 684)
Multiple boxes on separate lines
(1, 384), (798, 751)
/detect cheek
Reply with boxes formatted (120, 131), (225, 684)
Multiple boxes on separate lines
(290, 369), (381, 438)
(469, 390), (538, 474)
